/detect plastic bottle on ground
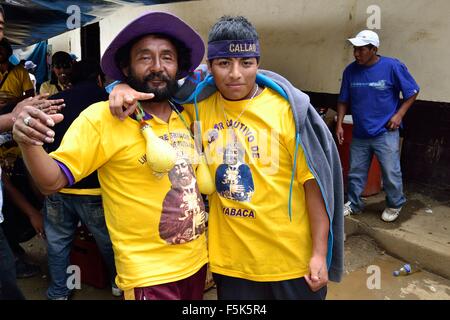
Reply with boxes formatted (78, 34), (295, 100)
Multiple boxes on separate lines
(393, 264), (412, 276)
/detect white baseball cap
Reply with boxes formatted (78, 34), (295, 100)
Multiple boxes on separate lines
(348, 30), (380, 48)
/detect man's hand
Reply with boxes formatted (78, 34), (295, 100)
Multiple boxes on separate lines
(335, 125), (344, 145)
(109, 83), (154, 120)
(13, 105), (64, 146)
(304, 254), (328, 292)
(386, 113), (403, 131)
(29, 210), (45, 239)
(12, 95), (65, 122)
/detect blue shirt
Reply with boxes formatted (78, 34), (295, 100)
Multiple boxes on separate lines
(339, 56), (420, 138)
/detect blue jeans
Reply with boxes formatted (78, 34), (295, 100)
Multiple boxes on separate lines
(0, 225), (25, 300)
(43, 193), (117, 299)
(348, 130), (406, 212)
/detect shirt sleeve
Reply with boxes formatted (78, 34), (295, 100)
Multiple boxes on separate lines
(393, 61), (420, 100)
(39, 81), (50, 95)
(338, 68), (351, 104)
(50, 114), (107, 184)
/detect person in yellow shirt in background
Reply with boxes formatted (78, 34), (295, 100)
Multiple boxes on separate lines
(39, 51), (73, 96)
(11, 11), (208, 300)
(40, 59), (119, 300)
(0, 38), (34, 109)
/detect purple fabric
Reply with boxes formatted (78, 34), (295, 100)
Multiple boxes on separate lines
(207, 39), (260, 60)
(55, 160), (75, 186)
(101, 11), (205, 81)
(132, 265), (207, 300)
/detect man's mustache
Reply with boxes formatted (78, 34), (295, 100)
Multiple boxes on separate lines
(144, 72), (171, 83)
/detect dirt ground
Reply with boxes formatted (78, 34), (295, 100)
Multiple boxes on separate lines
(16, 233), (450, 300)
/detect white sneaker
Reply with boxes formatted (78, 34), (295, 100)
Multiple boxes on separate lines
(381, 207), (402, 222)
(111, 284), (123, 297)
(343, 201), (354, 217)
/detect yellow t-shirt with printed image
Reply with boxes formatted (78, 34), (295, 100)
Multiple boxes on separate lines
(50, 101), (208, 291)
(185, 88), (315, 282)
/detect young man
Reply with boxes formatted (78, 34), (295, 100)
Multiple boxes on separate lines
(335, 30), (419, 222)
(108, 15), (344, 300)
(12, 12), (208, 300)
(39, 51), (73, 96)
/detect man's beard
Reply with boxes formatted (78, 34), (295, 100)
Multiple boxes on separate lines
(126, 70), (179, 102)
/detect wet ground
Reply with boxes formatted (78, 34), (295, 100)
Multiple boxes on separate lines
(16, 234), (450, 300)
(328, 235), (450, 300)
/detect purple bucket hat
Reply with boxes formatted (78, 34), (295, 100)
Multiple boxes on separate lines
(101, 11), (205, 81)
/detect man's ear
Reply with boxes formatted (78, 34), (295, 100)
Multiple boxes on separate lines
(97, 75), (104, 88)
(122, 66), (130, 78)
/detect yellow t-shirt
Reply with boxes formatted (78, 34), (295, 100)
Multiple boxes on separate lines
(50, 101), (208, 290)
(185, 88), (315, 282)
(0, 65), (33, 98)
(39, 80), (69, 96)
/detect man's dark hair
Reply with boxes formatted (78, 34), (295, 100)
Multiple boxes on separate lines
(115, 33), (191, 78)
(208, 16), (259, 62)
(71, 59), (105, 85)
(0, 5), (5, 20)
(50, 51), (73, 85)
(208, 16), (259, 43)
(51, 51), (72, 67)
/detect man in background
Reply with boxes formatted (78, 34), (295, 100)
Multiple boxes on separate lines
(335, 30), (419, 223)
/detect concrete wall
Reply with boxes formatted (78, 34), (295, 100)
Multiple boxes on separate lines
(97, 0), (450, 103)
(44, 0), (449, 192)
(47, 28), (81, 60)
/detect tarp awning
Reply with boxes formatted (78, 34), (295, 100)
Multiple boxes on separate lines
(2, 0), (192, 48)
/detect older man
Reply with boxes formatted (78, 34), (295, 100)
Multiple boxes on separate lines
(12, 11), (208, 300)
